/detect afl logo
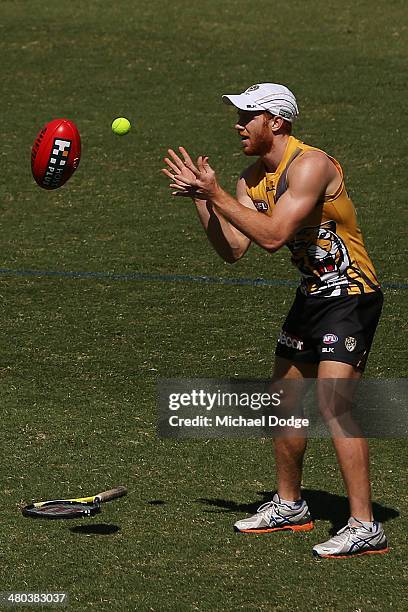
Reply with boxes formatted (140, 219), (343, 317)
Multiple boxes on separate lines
(253, 199), (269, 212)
(323, 333), (338, 345)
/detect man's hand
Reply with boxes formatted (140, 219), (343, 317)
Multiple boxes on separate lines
(161, 147), (221, 200)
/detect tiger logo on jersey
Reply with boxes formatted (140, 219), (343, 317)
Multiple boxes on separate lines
(288, 221), (352, 296)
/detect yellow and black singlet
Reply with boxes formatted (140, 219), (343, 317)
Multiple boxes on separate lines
(245, 136), (380, 297)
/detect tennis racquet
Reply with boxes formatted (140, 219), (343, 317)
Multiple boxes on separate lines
(21, 486), (127, 519)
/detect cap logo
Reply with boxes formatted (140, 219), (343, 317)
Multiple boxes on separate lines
(246, 85), (260, 92)
(279, 108), (291, 119)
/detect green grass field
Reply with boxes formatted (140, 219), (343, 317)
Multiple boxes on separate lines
(0, 1), (407, 610)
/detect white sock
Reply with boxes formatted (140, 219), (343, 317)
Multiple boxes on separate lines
(351, 517), (375, 529)
(273, 493), (303, 508)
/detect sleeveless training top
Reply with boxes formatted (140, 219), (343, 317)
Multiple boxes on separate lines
(245, 136), (380, 297)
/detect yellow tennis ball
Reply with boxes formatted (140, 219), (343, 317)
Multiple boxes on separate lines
(111, 117), (131, 135)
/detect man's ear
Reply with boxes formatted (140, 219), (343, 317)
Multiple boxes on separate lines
(269, 115), (285, 132)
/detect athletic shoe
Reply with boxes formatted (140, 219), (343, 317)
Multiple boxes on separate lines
(233, 494), (314, 534)
(312, 518), (389, 559)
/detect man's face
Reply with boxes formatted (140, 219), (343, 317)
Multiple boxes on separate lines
(234, 110), (273, 156)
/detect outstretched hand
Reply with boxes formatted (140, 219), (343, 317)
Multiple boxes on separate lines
(161, 147), (221, 200)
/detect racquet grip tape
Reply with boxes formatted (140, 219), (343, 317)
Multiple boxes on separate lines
(96, 486), (128, 503)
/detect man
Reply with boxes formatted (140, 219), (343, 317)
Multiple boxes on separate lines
(162, 83), (388, 559)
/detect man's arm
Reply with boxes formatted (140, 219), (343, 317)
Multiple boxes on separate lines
(193, 178), (254, 263)
(169, 150), (334, 253)
(162, 148), (253, 263)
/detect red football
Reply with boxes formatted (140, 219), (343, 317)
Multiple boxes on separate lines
(31, 118), (81, 190)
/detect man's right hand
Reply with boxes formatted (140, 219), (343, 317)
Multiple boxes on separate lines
(162, 147), (201, 199)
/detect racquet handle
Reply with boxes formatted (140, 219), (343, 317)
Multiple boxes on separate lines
(96, 486), (128, 503)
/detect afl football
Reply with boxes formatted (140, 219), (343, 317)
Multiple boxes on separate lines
(31, 118), (81, 190)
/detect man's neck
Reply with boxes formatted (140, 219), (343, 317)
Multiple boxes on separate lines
(261, 134), (292, 172)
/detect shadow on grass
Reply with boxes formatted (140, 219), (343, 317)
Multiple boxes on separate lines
(196, 489), (399, 535)
(69, 523), (120, 535)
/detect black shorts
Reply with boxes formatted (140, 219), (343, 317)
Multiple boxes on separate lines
(275, 289), (384, 372)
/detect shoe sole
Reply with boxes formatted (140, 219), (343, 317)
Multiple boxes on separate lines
(313, 546), (390, 559)
(234, 521), (314, 534)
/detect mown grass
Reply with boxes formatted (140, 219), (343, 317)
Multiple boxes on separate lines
(0, 1), (406, 610)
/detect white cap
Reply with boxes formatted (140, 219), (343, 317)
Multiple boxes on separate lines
(222, 83), (299, 122)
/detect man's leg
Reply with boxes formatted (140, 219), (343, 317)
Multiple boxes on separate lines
(313, 360), (388, 557)
(317, 360), (372, 520)
(272, 357), (317, 501)
(233, 357), (316, 534)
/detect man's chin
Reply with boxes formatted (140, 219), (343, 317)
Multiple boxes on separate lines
(242, 145), (256, 156)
